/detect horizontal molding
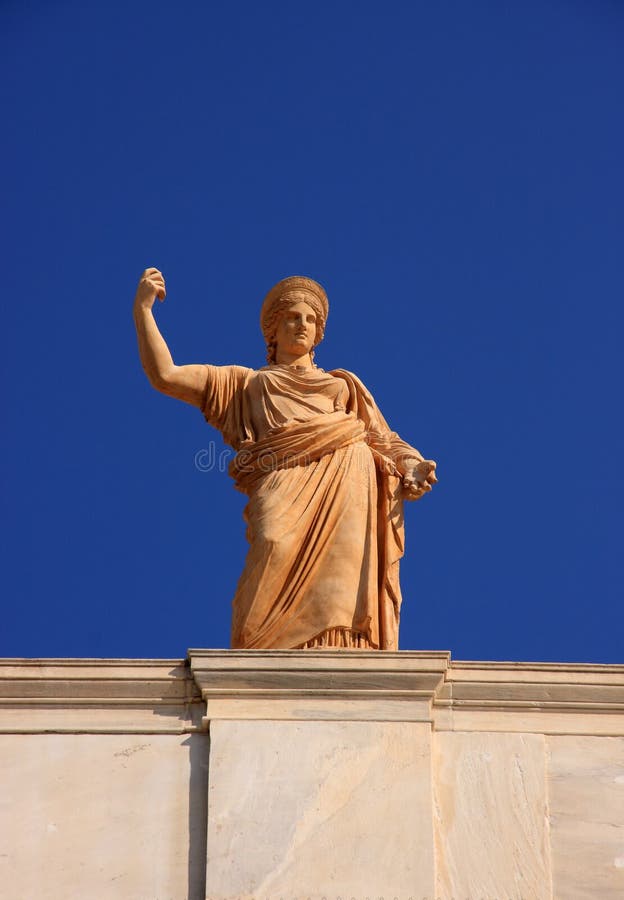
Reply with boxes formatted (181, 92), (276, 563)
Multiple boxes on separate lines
(188, 648), (451, 671)
(1, 652), (623, 734)
(450, 659), (624, 673)
(189, 649), (450, 722)
(438, 660), (624, 734)
(444, 663), (624, 708)
(0, 659), (203, 734)
(0, 658), (185, 665)
(189, 650), (624, 731)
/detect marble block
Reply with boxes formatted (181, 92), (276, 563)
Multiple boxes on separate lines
(433, 731), (552, 900)
(0, 733), (209, 900)
(206, 719), (435, 899)
(548, 735), (624, 900)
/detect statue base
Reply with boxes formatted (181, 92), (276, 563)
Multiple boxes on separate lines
(1, 650), (623, 899)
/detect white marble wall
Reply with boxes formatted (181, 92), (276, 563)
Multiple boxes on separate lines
(0, 733), (209, 900)
(206, 720), (435, 899)
(2, 653), (624, 899)
(548, 735), (624, 900)
(433, 731), (552, 900)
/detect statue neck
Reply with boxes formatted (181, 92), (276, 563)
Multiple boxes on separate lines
(274, 349), (314, 368)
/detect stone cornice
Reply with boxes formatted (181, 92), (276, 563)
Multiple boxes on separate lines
(0, 658), (203, 734)
(1, 653), (623, 735)
(188, 648), (450, 696)
(188, 651), (624, 733)
(436, 659), (624, 735)
(188, 648), (450, 725)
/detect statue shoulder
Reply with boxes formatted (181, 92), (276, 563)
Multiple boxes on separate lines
(329, 368), (374, 401)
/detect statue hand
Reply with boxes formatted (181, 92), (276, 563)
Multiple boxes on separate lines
(402, 459), (437, 500)
(134, 267), (166, 311)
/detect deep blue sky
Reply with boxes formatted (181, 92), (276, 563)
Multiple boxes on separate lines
(2, 1), (623, 662)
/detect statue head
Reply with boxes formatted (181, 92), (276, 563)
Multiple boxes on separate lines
(261, 276), (329, 364)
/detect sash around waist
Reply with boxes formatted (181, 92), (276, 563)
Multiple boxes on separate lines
(229, 412), (367, 493)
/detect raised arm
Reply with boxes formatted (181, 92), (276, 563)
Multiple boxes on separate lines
(133, 268), (208, 408)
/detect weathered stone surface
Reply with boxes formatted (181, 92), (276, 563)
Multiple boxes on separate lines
(189, 647), (448, 723)
(0, 733), (209, 900)
(134, 269), (437, 652)
(433, 731), (552, 900)
(206, 719), (435, 899)
(0, 658), (203, 733)
(2, 653), (624, 899)
(548, 735), (624, 900)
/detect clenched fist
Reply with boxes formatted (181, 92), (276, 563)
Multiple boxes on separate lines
(134, 267), (166, 311)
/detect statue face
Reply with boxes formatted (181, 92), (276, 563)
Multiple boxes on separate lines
(275, 298), (318, 357)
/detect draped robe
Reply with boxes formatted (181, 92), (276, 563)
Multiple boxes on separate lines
(201, 363), (424, 650)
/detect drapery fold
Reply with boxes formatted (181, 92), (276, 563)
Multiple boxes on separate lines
(202, 364), (423, 650)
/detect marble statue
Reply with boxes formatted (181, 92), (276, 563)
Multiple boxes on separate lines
(133, 268), (437, 649)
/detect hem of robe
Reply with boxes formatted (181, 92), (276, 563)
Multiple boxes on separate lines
(294, 627), (375, 649)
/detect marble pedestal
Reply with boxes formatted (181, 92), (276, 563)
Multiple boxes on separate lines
(190, 650), (447, 899)
(189, 649), (624, 900)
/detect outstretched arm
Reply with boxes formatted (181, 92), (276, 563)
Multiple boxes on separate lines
(133, 268), (207, 408)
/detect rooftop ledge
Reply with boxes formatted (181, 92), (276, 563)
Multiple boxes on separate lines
(0, 651), (622, 736)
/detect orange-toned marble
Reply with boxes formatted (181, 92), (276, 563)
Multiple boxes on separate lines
(134, 270), (436, 649)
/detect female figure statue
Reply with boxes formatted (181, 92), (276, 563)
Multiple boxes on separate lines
(133, 268), (437, 650)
